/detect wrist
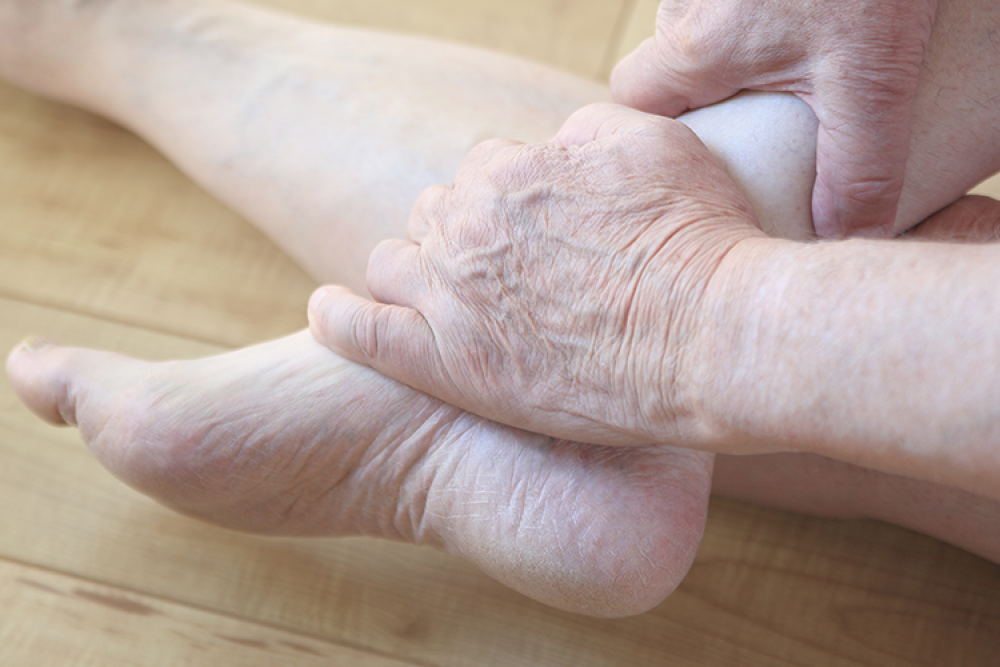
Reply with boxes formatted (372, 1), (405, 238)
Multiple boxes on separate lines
(678, 235), (801, 454)
(686, 233), (1000, 500)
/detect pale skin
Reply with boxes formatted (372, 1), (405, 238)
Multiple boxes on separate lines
(309, 0), (1000, 495)
(612, 0), (942, 238)
(311, 106), (1000, 500)
(3, 0), (1000, 619)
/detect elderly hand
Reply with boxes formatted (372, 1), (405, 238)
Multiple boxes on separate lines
(611, 0), (937, 239)
(308, 104), (772, 451)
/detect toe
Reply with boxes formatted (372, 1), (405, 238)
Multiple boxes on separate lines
(6, 338), (146, 457)
(7, 337), (85, 426)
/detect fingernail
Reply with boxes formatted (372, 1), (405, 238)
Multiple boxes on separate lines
(17, 336), (52, 353)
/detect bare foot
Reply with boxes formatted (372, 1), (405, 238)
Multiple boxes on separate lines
(6, 331), (712, 617)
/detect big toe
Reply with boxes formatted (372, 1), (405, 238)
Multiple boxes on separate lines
(7, 337), (103, 426)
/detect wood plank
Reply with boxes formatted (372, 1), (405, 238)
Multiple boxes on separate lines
(1, 299), (998, 666)
(970, 173), (1000, 200)
(0, 81), (316, 349)
(0, 0), (631, 350)
(691, 499), (1000, 666)
(0, 558), (419, 667)
(2, 1), (1000, 665)
(245, 0), (630, 80)
(609, 0), (659, 69)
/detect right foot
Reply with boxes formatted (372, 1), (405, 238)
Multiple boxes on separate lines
(7, 331), (714, 618)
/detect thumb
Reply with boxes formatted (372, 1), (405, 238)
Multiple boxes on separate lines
(610, 37), (734, 118)
(905, 195), (1000, 243)
(810, 79), (915, 238)
(307, 285), (452, 399)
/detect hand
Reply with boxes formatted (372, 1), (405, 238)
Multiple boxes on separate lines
(611, 0), (938, 239)
(6, 331), (715, 617)
(308, 104), (769, 451)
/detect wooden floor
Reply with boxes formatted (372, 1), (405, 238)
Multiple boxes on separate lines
(2, 1), (1000, 665)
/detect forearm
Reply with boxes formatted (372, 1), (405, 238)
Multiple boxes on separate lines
(896, 0), (1000, 231)
(700, 236), (1000, 497)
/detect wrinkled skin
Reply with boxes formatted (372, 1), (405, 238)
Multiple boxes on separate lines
(0, 0), (714, 620)
(7, 332), (712, 618)
(309, 104), (768, 451)
(7, 0), (1000, 623)
(611, 0), (938, 238)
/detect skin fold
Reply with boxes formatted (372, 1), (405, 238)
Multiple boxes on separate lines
(3, 0), (1000, 617)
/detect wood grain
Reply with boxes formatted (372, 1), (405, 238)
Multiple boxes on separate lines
(1, 299), (998, 666)
(1, 1), (999, 666)
(0, 81), (316, 349)
(971, 173), (1000, 200)
(246, 0), (630, 81)
(610, 0), (659, 70)
(0, 558), (419, 667)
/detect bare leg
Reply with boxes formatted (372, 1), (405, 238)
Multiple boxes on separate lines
(1, 0), (714, 618)
(0, 0), (613, 289)
(2, 0), (999, 618)
(713, 195), (1000, 564)
(0, 0), (825, 281)
(715, 451), (1000, 563)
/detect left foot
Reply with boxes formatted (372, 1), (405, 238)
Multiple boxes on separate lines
(6, 331), (713, 618)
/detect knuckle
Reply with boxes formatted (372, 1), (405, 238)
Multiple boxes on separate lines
(352, 306), (384, 361)
(453, 139), (526, 193)
(839, 173), (903, 202)
(477, 143), (542, 194)
(823, 54), (922, 103)
(822, 171), (905, 221)
(409, 186), (449, 239)
(463, 138), (517, 172)
(366, 243), (398, 297)
(472, 137), (517, 156)
(352, 303), (408, 366)
(412, 184), (448, 217)
(566, 102), (619, 129)
(655, 3), (749, 70)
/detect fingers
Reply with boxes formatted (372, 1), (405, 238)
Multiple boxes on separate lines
(610, 0), (937, 240)
(610, 37), (733, 118)
(365, 238), (426, 306)
(406, 185), (448, 244)
(452, 138), (523, 186)
(555, 103), (654, 146)
(553, 103), (692, 148)
(308, 285), (453, 403)
(905, 195), (1000, 243)
(810, 73), (916, 238)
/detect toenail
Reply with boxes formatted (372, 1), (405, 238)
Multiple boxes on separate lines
(18, 336), (53, 353)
